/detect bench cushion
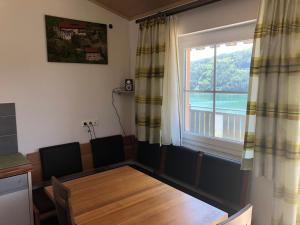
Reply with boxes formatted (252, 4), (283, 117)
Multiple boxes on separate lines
(164, 145), (200, 185)
(39, 142), (82, 180)
(90, 135), (125, 168)
(198, 154), (243, 204)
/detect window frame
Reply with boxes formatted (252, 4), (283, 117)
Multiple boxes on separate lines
(178, 21), (256, 161)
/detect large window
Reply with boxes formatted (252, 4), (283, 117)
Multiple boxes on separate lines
(179, 22), (255, 159)
(184, 40), (253, 142)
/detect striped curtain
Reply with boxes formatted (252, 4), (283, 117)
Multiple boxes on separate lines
(135, 17), (167, 143)
(242, 0), (300, 224)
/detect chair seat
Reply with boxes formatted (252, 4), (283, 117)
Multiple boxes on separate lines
(33, 188), (55, 214)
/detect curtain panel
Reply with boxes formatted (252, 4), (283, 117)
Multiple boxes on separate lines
(242, 0), (300, 224)
(161, 16), (182, 146)
(135, 17), (167, 144)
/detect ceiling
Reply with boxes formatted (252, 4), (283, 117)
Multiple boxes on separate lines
(90, 0), (196, 20)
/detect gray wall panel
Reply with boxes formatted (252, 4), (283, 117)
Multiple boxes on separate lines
(0, 135), (18, 154)
(0, 116), (17, 136)
(0, 103), (18, 154)
(0, 103), (15, 116)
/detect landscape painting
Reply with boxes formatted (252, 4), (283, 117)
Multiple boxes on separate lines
(45, 15), (108, 64)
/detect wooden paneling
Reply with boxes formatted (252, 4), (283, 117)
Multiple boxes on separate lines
(80, 143), (93, 172)
(45, 166), (228, 225)
(90, 0), (195, 20)
(26, 152), (42, 185)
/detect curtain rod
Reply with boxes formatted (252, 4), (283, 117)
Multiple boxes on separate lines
(135, 0), (222, 24)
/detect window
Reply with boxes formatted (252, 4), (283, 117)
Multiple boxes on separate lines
(179, 22), (255, 159)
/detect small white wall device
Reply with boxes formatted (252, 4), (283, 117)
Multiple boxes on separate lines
(124, 79), (134, 91)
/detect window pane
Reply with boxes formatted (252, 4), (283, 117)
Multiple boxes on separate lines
(185, 92), (213, 137)
(215, 93), (247, 142)
(216, 41), (252, 92)
(186, 47), (214, 91)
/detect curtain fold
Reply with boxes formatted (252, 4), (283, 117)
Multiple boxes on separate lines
(242, 0), (300, 224)
(135, 16), (181, 145)
(135, 17), (167, 144)
(161, 16), (182, 146)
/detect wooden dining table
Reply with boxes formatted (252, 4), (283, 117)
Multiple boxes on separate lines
(45, 166), (228, 225)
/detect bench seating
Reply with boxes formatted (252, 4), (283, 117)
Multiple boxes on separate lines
(27, 136), (250, 220)
(150, 145), (250, 214)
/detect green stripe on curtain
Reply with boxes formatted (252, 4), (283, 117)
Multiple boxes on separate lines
(135, 116), (161, 128)
(255, 22), (300, 38)
(241, 0), (300, 224)
(135, 17), (167, 143)
(135, 96), (162, 105)
(135, 66), (164, 78)
(136, 45), (166, 55)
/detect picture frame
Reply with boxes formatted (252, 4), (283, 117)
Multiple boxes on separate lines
(45, 15), (108, 64)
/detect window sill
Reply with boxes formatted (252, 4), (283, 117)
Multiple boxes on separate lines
(182, 133), (243, 162)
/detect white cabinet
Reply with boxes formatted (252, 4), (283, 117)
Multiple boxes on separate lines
(0, 173), (33, 225)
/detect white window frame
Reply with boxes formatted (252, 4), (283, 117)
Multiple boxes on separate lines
(178, 20), (256, 161)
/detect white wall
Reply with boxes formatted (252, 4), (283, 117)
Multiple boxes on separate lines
(129, 1), (272, 225)
(0, 0), (134, 154)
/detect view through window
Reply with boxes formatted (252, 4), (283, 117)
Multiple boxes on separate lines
(184, 40), (253, 142)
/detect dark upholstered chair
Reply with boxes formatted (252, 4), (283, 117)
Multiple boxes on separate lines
(137, 141), (161, 170)
(52, 177), (76, 225)
(33, 188), (57, 225)
(90, 135), (125, 168)
(39, 142), (83, 180)
(33, 142), (82, 225)
(198, 154), (244, 205)
(163, 145), (201, 185)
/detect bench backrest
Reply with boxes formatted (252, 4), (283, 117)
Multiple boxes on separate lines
(198, 154), (250, 206)
(90, 135), (124, 168)
(162, 145), (202, 186)
(39, 142), (82, 180)
(27, 135), (136, 186)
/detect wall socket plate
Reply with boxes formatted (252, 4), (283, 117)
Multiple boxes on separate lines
(81, 120), (98, 127)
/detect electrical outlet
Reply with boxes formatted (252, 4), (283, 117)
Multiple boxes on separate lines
(90, 120), (99, 126)
(81, 120), (99, 127)
(81, 121), (88, 127)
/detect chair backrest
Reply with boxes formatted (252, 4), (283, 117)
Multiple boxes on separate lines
(52, 177), (76, 225)
(163, 145), (201, 185)
(90, 135), (125, 168)
(40, 142), (83, 180)
(218, 204), (253, 225)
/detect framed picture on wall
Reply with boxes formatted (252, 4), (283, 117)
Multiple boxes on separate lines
(45, 15), (108, 64)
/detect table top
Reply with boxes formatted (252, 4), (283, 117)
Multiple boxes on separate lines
(45, 166), (227, 225)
